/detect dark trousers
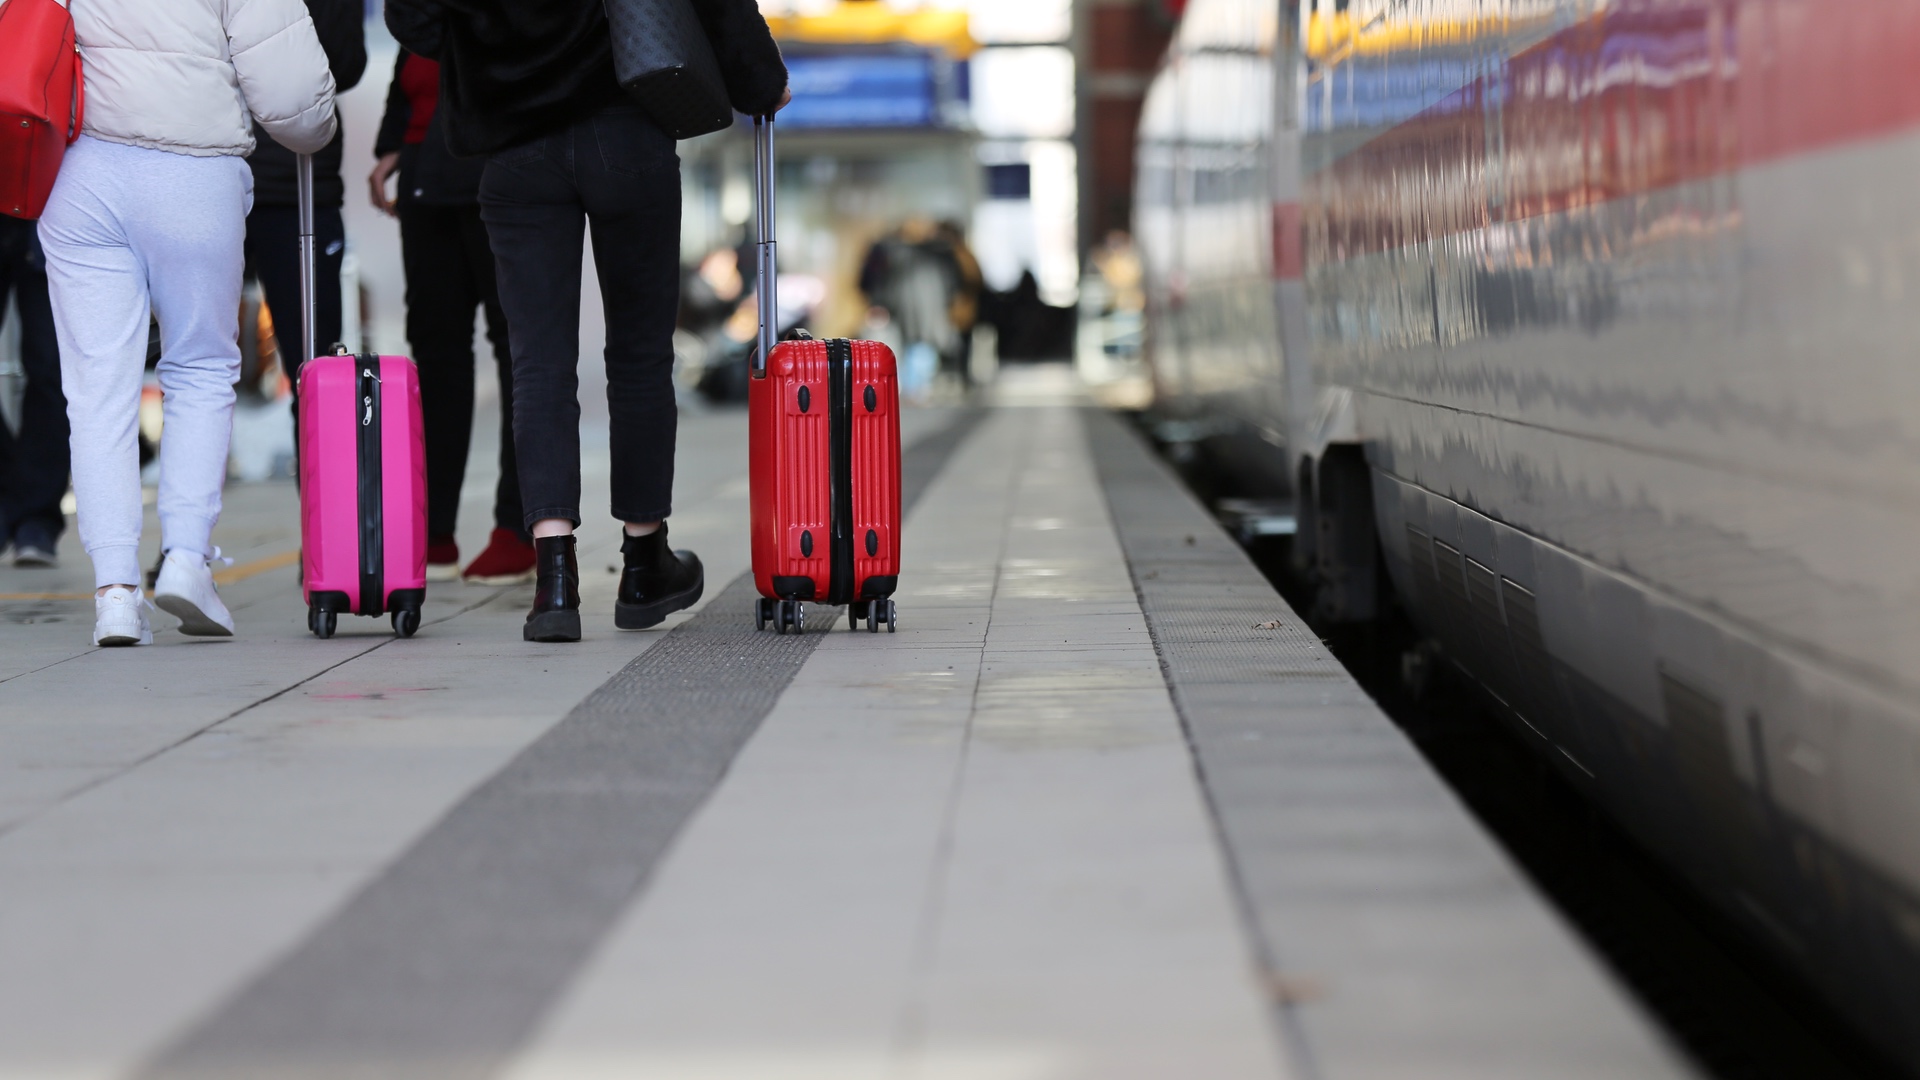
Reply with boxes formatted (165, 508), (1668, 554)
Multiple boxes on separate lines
(400, 200), (524, 538)
(245, 203), (344, 372)
(0, 216), (68, 544)
(479, 106), (680, 529)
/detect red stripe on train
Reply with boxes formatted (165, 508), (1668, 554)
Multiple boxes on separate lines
(1272, 202), (1303, 281)
(1306, 0), (1920, 261)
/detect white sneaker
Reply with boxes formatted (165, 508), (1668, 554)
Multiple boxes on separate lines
(152, 548), (235, 637)
(93, 586), (153, 647)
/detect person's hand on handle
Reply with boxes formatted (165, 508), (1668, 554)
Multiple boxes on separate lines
(774, 86), (791, 113)
(369, 151), (401, 216)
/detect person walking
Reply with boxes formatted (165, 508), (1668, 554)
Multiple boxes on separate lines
(0, 215), (67, 568)
(859, 220), (958, 400)
(386, 0), (790, 643)
(37, 0), (338, 646)
(243, 0), (365, 376)
(369, 48), (535, 585)
(935, 220), (982, 387)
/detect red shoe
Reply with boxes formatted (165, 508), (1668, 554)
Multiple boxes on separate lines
(462, 528), (537, 585)
(427, 535), (460, 583)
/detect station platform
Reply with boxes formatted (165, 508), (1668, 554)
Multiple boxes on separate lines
(0, 368), (1691, 1080)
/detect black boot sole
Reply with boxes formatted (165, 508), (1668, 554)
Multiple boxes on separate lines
(523, 609), (582, 642)
(614, 568), (705, 630)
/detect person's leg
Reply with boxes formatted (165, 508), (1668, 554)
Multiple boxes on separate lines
(247, 200), (342, 495)
(578, 108), (681, 528)
(0, 217), (28, 542)
(129, 151), (252, 636)
(36, 139), (153, 595)
(245, 207), (300, 374)
(401, 202), (480, 555)
(244, 205), (300, 474)
(4, 222), (73, 557)
(577, 108), (703, 630)
(464, 207), (527, 538)
(137, 158), (250, 563)
(480, 130), (588, 641)
(313, 207), (345, 354)
(479, 136), (587, 535)
(246, 204), (347, 375)
(453, 205), (537, 585)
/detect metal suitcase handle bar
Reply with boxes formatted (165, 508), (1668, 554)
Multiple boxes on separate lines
(752, 115), (776, 378)
(296, 151), (317, 370)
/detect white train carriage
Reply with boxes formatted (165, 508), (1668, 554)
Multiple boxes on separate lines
(1138, 0), (1920, 1066)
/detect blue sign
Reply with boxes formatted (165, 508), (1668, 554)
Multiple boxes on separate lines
(781, 53), (938, 129)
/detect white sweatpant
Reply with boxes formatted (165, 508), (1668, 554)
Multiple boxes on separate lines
(38, 136), (253, 589)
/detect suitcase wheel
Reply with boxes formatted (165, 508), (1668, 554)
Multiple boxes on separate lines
(774, 599), (804, 635)
(392, 607), (421, 639)
(308, 603), (336, 640)
(755, 597), (775, 632)
(851, 599), (896, 633)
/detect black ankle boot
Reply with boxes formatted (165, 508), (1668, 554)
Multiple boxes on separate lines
(524, 535), (582, 642)
(615, 524), (704, 630)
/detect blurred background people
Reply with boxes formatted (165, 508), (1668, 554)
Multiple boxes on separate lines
(40, 0), (338, 646)
(0, 216), (67, 568)
(1088, 229), (1143, 316)
(680, 244), (827, 405)
(370, 47), (534, 585)
(859, 219), (959, 399)
(387, 0), (790, 643)
(982, 268), (1075, 362)
(936, 220), (983, 387)
(244, 0), (365, 375)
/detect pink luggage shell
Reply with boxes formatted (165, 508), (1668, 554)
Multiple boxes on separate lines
(298, 353), (427, 634)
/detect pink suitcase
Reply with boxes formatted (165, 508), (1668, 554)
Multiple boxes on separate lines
(298, 352), (427, 637)
(293, 154), (428, 638)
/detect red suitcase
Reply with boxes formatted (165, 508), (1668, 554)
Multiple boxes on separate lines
(747, 117), (902, 634)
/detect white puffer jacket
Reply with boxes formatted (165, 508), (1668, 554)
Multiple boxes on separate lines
(65, 0), (337, 158)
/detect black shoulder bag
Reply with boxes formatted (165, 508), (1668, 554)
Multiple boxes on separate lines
(602, 0), (735, 139)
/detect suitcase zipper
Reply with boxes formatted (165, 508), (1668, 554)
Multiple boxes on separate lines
(357, 361), (386, 616)
(826, 339), (856, 606)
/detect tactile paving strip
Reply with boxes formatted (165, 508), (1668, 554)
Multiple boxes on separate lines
(137, 410), (986, 1080)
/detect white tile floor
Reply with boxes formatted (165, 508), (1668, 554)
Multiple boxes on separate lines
(0, 370), (1679, 1080)
(0, 404), (958, 1078)
(505, 405), (1287, 1080)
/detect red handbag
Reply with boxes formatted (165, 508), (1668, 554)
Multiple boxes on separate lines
(0, 0), (84, 220)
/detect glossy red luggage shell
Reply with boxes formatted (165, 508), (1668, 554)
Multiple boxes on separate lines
(749, 338), (900, 604)
(845, 340), (901, 595)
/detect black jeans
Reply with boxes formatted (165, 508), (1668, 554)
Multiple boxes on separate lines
(245, 203), (344, 368)
(400, 200), (524, 538)
(479, 106), (680, 529)
(0, 216), (68, 545)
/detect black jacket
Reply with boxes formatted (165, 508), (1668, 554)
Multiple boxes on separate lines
(248, 0), (367, 208)
(374, 51), (485, 207)
(385, 0), (787, 157)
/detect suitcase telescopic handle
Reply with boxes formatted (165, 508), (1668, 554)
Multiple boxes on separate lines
(751, 115), (776, 379)
(296, 151), (317, 371)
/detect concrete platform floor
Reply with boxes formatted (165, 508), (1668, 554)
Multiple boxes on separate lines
(0, 369), (1690, 1079)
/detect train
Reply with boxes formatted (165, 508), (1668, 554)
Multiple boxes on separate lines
(1135, 0), (1920, 1068)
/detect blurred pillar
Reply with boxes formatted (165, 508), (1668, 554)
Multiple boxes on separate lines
(1073, 0), (1174, 254)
